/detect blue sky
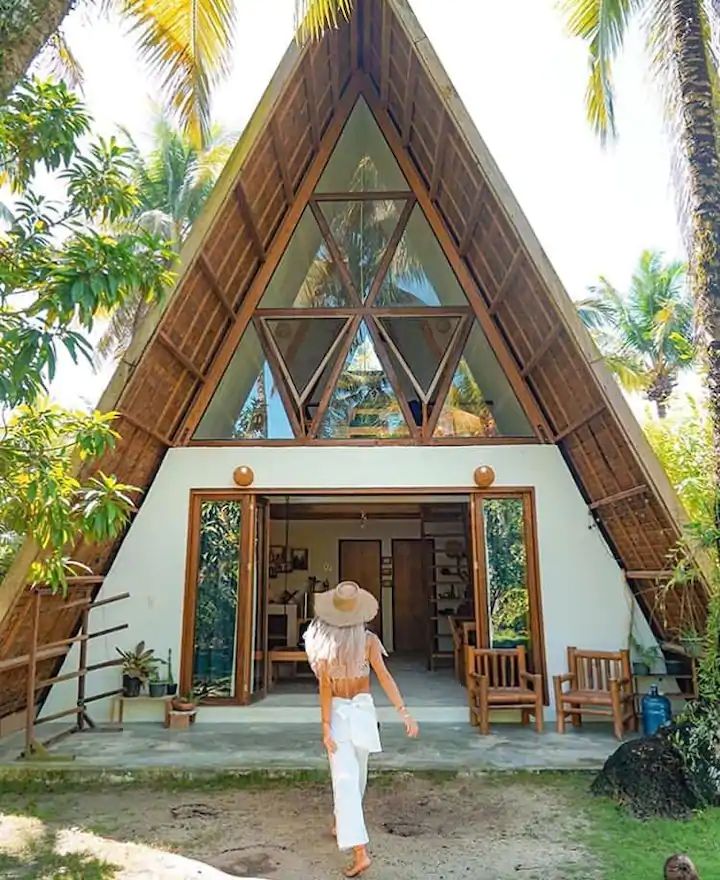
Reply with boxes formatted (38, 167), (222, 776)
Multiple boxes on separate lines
(49, 0), (685, 410)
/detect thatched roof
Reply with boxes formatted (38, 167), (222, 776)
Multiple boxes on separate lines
(0, 0), (706, 720)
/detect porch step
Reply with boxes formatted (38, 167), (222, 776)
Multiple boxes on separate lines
(196, 704), (470, 724)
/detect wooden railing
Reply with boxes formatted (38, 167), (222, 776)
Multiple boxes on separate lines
(0, 577), (129, 759)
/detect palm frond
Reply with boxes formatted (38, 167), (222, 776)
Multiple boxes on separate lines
(120, 0), (236, 148)
(43, 31), (84, 89)
(559, 0), (644, 141)
(295, 0), (353, 43)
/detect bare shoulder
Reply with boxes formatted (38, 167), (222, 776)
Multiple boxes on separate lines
(366, 630), (388, 659)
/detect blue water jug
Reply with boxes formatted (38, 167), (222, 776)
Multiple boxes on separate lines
(641, 684), (672, 735)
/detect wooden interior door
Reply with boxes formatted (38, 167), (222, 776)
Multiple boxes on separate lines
(392, 538), (432, 653)
(339, 540), (382, 633)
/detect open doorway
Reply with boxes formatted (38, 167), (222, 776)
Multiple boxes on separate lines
(180, 489), (545, 711)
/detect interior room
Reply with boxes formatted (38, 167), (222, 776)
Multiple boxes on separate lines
(263, 495), (473, 706)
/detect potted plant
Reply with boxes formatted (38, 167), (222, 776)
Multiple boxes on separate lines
(165, 649), (177, 696)
(116, 641), (158, 697)
(148, 669), (167, 698)
(171, 692), (197, 712)
(630, 638), (662, 676)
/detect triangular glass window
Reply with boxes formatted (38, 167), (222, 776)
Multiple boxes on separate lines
(377, 315), (461, 396)
(260, 207), (353, 308)
(320, 199), (406, 301)
(316, 321), (411, 439)
(265, 316), (348, 399)
(317, 97), (409, 192)
(433, 322), (534, 438)
(194, 325), (295, 440)
(375, 205), (467, 307)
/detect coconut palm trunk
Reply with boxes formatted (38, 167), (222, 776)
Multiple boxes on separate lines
(671, 0), (720, 519)
(0, 0), (73, 99)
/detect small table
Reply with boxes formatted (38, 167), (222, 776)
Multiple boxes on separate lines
(268, 648), (310, 687)
(110, 694), (173, 724)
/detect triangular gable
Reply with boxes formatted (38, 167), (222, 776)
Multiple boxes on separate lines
(0, 0), (706, 721)
(191, 93), (536, 443)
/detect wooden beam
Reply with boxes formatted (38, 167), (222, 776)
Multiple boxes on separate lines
(304, 56), (321, 149)
(197, 253), (234, 319)
(176, 76), (363, 444)
(589, 485), (648, 511)
(488, 249), (522, 315)
(269, 117), (295, 205)
(521, 325), (561, 377)
(119, 409), (173, 448)
(234, 182), (266, 262)
(401, 54), (416, 147)
(157, 331), (206, 382)
(429, 111), (448, 202)
(625, 570), (674, 580)
(362, 80), (552, 442)
(310, 200), (362, 304)
(314, 190), (413, 201)
(379, 0), (391, 105)
(458, 186), (485, 257)
(552, 402), (606, 442)
(364, 197), (415, 305)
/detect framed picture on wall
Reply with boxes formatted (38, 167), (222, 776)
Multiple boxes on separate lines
(270, 546), (287, 568)
(291, 548), (308, 571)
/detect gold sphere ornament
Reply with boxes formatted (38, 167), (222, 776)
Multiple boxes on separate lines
(233, 466), (255, 487)
(473, 465), (495, 488)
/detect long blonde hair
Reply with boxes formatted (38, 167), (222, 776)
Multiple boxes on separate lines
(303, 618), (368, 680)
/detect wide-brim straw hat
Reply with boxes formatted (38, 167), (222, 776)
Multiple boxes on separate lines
(314, 581), (378, 628)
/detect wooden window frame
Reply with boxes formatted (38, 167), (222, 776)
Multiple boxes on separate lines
(179, 493), (257, 706)
(470, 489), (547, 700)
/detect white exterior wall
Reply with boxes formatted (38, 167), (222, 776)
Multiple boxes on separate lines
(43, 445), (658, 722)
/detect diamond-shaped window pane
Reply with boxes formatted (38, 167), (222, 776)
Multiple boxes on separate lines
(317, 321), (410, 439)
(376, 205), (467, 307)
(320, 200), (405, 301)
(317, 97), (408, 192)
(260, 208), (353, 308)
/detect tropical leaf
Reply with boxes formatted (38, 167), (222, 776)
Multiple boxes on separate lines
(295, 0), (353, 42)
(559, 0), (644, 140)
(43, 32), (84, 89)
(118, 0), (236, 148)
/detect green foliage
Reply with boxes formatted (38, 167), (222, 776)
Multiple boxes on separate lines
(115, 641), (158, 682)
(0, 78), (175, 407)
(0, 403), (138, 590)
(644, 397), (713, 523)
(0, 79), (89, 191)
(577, 250), (696, 416)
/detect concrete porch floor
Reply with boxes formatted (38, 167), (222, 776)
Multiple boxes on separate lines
(0, 722), (623, 771)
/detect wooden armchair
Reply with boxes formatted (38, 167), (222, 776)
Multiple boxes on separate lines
(449, 617), (475, 685)
(553, 646), (636, 740)
(466, 645), (544, 734)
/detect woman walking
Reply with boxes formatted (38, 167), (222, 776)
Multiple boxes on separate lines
(304, 580), (419, 877)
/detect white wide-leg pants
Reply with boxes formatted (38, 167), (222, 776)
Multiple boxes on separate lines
(328, 693), (381, 851)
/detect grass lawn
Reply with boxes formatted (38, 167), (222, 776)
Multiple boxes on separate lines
(0, 770), (718, 878)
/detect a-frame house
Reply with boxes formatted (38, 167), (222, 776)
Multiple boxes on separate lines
(0, 0), (707, 727)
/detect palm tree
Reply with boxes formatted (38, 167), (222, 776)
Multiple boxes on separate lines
(577, 251), (696, 418)
(1, 1), (353, 147)
(97, 114), (232, 358)
(560, 1), (720, 491)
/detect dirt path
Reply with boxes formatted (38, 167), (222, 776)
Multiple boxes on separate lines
(0, 776), (597, 879)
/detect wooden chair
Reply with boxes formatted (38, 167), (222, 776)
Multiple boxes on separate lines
(448, 617), (475, 685)
(553, 646), (636, 739)
(466, 645), (544, 734)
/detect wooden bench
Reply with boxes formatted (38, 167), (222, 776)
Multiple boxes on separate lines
(466, 645), (544, 734)
(553, 646), (636, 739)
(268, 648), (309, 687)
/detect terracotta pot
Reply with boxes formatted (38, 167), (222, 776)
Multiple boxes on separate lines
(172, 698), (195, 712)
